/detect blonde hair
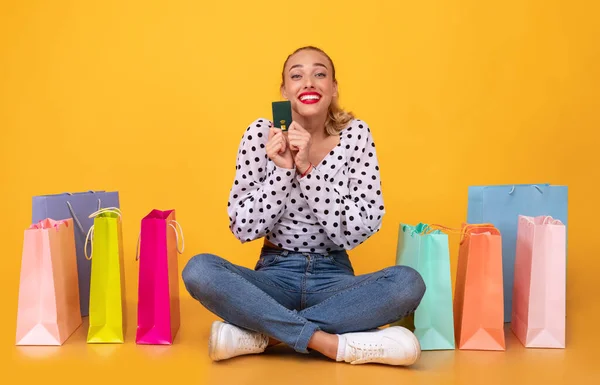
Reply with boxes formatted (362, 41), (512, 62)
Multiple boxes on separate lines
(281, 46), (354, 136)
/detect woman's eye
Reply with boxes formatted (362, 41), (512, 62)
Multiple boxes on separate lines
(315, 72), (326, 78)
(291, 74), (301, 79)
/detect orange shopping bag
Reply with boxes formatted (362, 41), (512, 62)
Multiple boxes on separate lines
(15, 219), (82, 345)
(453, 223), (505, 350)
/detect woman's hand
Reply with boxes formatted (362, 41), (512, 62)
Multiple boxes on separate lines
(288, 121), (312, 174)
(266, 125), (294, 169)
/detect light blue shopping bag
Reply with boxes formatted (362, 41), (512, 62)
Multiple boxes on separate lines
(467, 184), (567, 322)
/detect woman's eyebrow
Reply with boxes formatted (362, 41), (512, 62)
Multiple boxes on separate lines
(289, 63), (328, 71)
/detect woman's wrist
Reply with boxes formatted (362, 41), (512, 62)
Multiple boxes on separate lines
(296, 162), (308, 173)
(298, 163), (313, 178)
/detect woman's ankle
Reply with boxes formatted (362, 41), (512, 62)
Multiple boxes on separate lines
(307, 331), (339, 360)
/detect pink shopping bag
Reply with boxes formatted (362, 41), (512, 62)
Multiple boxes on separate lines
(511, 215), (566, 348)
(16, 219), (82, 345)
(136, 209), (184, 344)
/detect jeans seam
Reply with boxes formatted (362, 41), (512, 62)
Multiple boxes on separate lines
(300, 260), (310, 309)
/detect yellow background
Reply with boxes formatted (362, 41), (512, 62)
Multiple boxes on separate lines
(1, 0), (599, 367)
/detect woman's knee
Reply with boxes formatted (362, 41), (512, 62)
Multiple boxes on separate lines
(181, 253), (224, 294)
(386, 265), (426, 306)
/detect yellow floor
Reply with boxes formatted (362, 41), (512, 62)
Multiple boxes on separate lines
(7, 293), (600, 385)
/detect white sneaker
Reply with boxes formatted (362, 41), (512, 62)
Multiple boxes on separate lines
(337, 326), (421, 366)
(208, 321), (269, 361)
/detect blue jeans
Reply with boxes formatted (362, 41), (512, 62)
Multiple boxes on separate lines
(182, 246), (426, 354)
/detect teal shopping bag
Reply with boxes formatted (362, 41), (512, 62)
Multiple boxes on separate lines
(393, 223), (455, 350)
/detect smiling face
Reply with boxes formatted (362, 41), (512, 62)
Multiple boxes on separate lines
(280, 48), (338, 120)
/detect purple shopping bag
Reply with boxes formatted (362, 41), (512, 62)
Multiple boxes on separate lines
(32, 191), (120, 316)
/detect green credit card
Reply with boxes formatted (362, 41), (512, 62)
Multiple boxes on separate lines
(272, 100), (292, 131)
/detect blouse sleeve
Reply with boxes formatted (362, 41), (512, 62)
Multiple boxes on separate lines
(227, 118), (296, 243)
(297, 122), (385, 249)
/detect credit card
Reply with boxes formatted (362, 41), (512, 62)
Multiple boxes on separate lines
(272, 100), (292, 131)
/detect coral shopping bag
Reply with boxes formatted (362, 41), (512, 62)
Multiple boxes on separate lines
(86, 208), (127, 343)
(16, 219), (82, 345)
(453, 223), (505, 351)
(511, 215), (566, 348)
(393, 223), (455, 350)
(136, 209), (185, 345)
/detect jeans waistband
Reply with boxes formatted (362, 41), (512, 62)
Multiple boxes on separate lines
(259, 245), (348, 258)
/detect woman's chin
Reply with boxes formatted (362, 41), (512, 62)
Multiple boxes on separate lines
(294, 102), (329, 119)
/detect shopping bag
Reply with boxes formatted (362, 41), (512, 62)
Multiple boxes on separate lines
(392, 223), (455, 350)
(467, 184), (567, 322)
(454, 223), (505, 350)
(32, 190), (120, 316)
(16, 219), (82, 345)
(511, 215), (566, 348)
(86, 207), (126, 343)
(136, 209), (185, 345)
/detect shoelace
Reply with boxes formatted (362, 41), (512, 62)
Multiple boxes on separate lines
(346, 341), (385, 364)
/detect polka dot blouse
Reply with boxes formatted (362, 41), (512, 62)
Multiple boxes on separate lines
(227, 117), (385, 253)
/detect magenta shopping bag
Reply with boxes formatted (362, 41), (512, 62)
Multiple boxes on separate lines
(136, 209), (184, 345)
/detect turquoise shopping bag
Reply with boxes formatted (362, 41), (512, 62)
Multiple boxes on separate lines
(392, 223), (455, 350)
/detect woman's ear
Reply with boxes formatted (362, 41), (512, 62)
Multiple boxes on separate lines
(333, 81), (339, 98)
(281, 85), (288, 100)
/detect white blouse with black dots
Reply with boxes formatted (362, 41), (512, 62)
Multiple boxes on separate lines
(227, 117), (385, 254)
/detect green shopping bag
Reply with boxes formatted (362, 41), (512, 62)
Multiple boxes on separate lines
(86, 208), (127, 343)
(392, 223), (455, 350)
